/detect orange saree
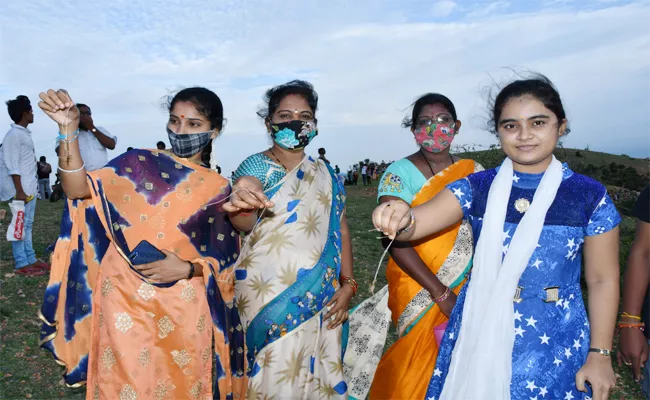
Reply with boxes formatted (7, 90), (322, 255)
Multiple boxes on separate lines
(369, 159), (479, 400)
(39, 150), (246, 400)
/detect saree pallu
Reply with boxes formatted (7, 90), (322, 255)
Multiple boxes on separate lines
(368, 159), (479, 400)
(235, 157), (349, 399)
(39, 149), (246, 400)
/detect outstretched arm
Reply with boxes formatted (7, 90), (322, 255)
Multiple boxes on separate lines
(378, 195), (456, 315)
(372, 188), (463, 242)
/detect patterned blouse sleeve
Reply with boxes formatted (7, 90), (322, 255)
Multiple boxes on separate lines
(585, 189), (622, 236)
(446, 177), (474, 220)
(233, 154), (271, 190)
(377, 162), (414, 205)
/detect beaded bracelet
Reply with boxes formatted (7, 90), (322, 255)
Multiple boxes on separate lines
(396, 209), (416, 236)
(618, 322), (645, 332)
(433, 287), (451, 303)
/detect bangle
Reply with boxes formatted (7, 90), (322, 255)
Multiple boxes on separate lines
(433, 287), (451, 303)
(340, 276), (358, 296)
(620, 312), (642, 320)
(187, 261), (195, 279)
(397, 209), (415, 236)
(58, 163), (85, 173)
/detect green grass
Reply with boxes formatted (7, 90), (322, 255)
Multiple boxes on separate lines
(0, 184), (645, 399)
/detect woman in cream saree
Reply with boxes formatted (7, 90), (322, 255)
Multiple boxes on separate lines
(225, 80), (356, 399)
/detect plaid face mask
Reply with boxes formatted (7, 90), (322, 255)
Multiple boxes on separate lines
(166, 128), (213, 158)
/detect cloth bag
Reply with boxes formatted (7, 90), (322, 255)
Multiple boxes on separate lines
(6, 200), (25, 241)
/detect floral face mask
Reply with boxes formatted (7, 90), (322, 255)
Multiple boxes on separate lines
(270, 120), (318, 150)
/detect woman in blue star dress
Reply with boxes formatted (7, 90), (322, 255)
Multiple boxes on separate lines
(372, 75), (620, 400)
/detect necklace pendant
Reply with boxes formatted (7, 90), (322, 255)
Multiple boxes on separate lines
(514, 198), (530, 213)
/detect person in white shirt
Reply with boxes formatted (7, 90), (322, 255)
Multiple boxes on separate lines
(0, 95), (49, 273)
(361, 162), (369, 186)
(75, 103), (117, 171)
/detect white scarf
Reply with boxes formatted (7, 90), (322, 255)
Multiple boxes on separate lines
(440, 156), (563, 400)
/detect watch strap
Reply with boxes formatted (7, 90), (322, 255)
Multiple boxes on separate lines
(588, 348), (611, 357)
(187, 261), (195, 279)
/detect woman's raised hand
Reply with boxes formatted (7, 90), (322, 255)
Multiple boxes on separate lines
(38, 89), (79, 130)
(223, 176), (274, 213)
(371, 199), (412, 240)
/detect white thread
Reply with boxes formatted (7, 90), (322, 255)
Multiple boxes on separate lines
(369, 237), (394, 294)
(205, 157), (307, 283)
(200, 187), (282, 283)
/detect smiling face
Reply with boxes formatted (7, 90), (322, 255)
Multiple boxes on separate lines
(168, 100), (217, 137)
(497, 95), (567, 173)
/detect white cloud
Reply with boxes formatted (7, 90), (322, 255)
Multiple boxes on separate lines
(432, 0), (458, 17)
(0, 0), (648, 176)
(467, 1), (511, 18)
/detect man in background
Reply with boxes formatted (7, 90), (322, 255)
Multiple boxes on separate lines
(157, 141), (166, 150)
(361, 162), (368, 186)
(0, 95), (49, 274)
(37, 156), (52, 200)
(318, 147), (330, 164)
(76, 103), (117, 171)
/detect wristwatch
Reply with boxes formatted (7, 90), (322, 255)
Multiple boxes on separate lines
(588, 348), (612, 357)
(91, 128), (97, 133)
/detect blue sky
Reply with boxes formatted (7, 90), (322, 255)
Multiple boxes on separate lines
(1, 0), (648, 174)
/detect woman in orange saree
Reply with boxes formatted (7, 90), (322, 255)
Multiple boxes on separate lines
(38, 88), (247, 400)
(368, 94), (482, 400)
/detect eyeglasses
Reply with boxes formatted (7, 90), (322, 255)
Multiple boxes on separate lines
(415, 115), (455, 129)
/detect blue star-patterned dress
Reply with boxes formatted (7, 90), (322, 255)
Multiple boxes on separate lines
(425, 164), (621, 400)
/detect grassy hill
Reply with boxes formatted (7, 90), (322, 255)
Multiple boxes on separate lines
(454, 146), (649, 177)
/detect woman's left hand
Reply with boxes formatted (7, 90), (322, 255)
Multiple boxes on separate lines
(575, 353), (616, 400)
(324, 284), (354, 330)
(133, 250), (192, 283)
